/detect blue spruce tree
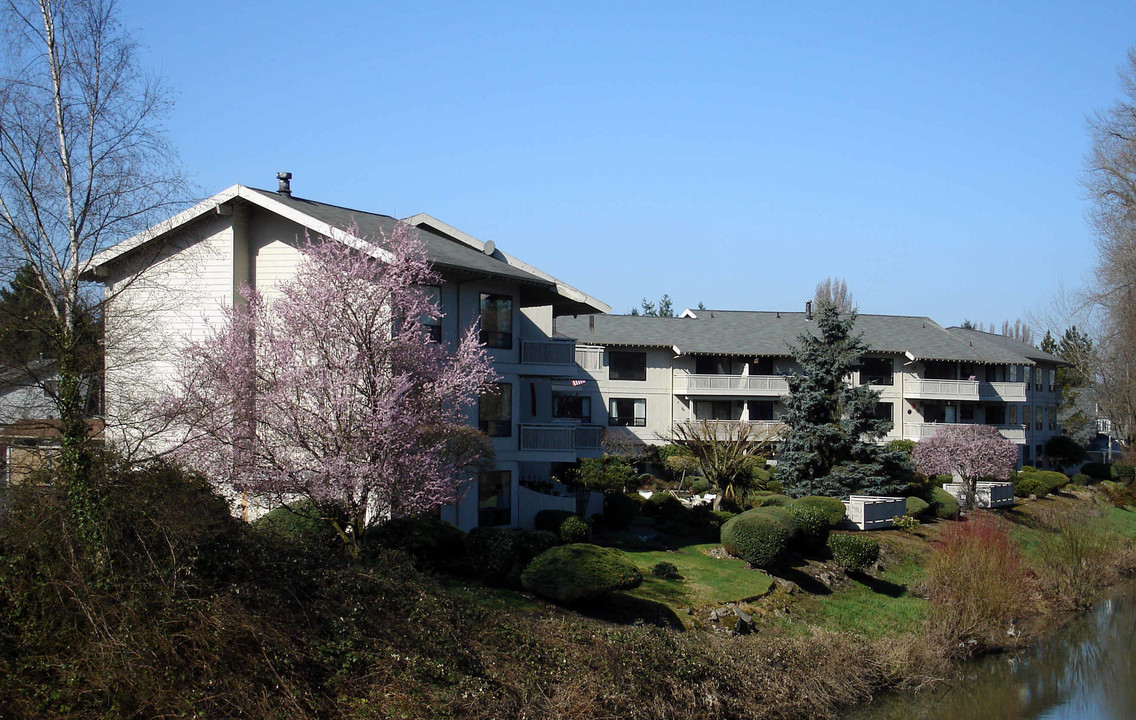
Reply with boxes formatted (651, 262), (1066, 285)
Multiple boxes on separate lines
(778, 299), (914, 497)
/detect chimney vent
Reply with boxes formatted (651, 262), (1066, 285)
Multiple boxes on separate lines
(805, 300), (813, 320)
(277, 171), (293, 197)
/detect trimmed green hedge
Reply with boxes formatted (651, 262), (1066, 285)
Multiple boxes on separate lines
(830, 534), (880, 573)
(904, 496), (930, 518)
(720, 507), (797, 568)
(930, 486), (959, 519)
(368, 516), (466, 572)
(789, 496), (847, 527)
(754, 493), (792, 508)
(1011, 468), (1070, 497)
(521, 544), (642, 604)
(787, 504), (830, 551)
(1081, 462), (1116, 481)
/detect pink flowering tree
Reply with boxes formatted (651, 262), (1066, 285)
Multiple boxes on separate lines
(912, 425), (1019, 510)
(167, 223), (496, 557)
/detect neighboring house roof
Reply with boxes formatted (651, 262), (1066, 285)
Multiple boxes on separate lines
(556, 310), (1059, 365)
(87, 184), (608, 315)
(0, 418), (105, 441)
(0, 359), (57, 390)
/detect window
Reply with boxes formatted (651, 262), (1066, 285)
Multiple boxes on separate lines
(959, 404), (975, 422)
(553, 393), (591, 420)
(609, 398), (646, 427)
(609, 351), (647, 381)
(1008, 405), (1019, 425)
(749, 357), (774, 375)
(873, 402), (893, 422)
(695, 400), (733, 420)
(859, 357), (894, 385)
(748, 400), (774, 421)
(478, 470), (511, 526)
(924, 361), (957, 380)
(478, 383), (512, 437)
(479, 293), (513, 349)
(695, 355), (730, 375)
(986, 404), (1006, 425)
(1022, 406), (1031, 427)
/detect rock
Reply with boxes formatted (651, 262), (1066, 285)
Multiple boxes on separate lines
(734, 606), (754, 634)
(773, 577), (799, 594)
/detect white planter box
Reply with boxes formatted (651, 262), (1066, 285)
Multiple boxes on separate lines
(942, 481), (1015, 509)
(842, 495), (907, 530)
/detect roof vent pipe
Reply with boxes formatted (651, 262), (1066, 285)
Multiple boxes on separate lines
(805, 300), (813, 321)
(277, 171), (293, 197)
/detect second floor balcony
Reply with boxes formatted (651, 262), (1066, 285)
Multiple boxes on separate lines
(676, 418), (787, 441)
(519, 338), (577, 375)
(674, 372), (789, 397)
(518, 423), (604, 453)
(902, 422), (1027, 444)
(904, 377), (1028, 402)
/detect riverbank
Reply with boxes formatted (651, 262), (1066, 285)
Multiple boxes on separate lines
(2, 471), (1134, 719)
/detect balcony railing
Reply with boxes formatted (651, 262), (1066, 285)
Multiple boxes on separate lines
(678, 419), (786, 440)
(520, 338), (576, 366)
(674, 373), (789, 396)
(904, 378), (1027, 402)
(518, 423), (604, 452)
(902, 422), (1027, 443)
(574, 344), (604, 371)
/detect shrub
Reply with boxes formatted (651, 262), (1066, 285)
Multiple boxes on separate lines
(368, 516), (466, 572)
(514, 529), (561, 567)
(930, 486), (959, 519)
(1013, 472), (1049, 497)
(688, 477), (711, 494)
(253, 500), (340, 546)
(925, 512), (1030, 653)
(651, 561), (682, 579)
(711, 510), (737, 526)
(887, 439), (916, 456)
(534, 509), (576, 534)
(643, 492), (686, 521)
(789, 496), (847, 527)
(1035, 508), (1114, 609)
(829, 534), (879, 573)
(765, 479), (783, 494)
(1081, 462), (1116, 481)
(520, 544), (643, 604)
(604, 493), (643, 530)
(754, 493), (792, 508)
(787, 504), (830, 552)
(1037, 470), (1070, 493)
(1072, 473), (1092, 486)
(559, 515), (590, 543)
(465, 527), (521, 586)
(892, 515), (920, 532)
(720, 508), (797, 567)
(1116, 463), (1136, 482)
(904, 496), (930, 518)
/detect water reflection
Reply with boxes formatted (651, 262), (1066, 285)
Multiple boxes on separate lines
(848, 583), (1136, 720)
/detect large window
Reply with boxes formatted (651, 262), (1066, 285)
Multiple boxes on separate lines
(553, 393), (591, 420)
(609, 398), (646, 427)
(749, 357), (775, 375)
(479, 293), (513, 349)
(859, 357), (894, 385)
(478, 470), (511, 526)
(986, 404), (1006, 425)
(609, 351), (647, 381)
(748, 400), (775, 421)
(479, 383), (512, 437)
(873, 402), (893, 422)
(695, 355), (730, 375)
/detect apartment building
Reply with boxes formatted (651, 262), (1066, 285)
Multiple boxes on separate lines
(87, 181), (608, 531)
(555, 309), (1063, 467)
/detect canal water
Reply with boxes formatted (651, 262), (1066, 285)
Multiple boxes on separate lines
(846, 582), (1136, 720)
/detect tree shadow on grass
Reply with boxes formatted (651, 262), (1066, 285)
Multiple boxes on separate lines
(573, 593), (686, 630)
(849, 571), (907, 598)
(765, 565), (832, 596)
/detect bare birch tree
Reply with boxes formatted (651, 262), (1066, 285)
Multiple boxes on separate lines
(1084, 49), (1136, 441)
(0, 0), (186, 529)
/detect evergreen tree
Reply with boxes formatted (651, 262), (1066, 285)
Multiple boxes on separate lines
(778, 299), (914, 497)
(0, 263), (56, 365)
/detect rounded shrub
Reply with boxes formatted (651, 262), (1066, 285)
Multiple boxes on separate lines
(651, 561), (681, 579)
(1082, 462), (1116, 481)
(720, 507), (797, 568)
(465, 527), (520, 586)
(789, 496), (847, 527)
(688, 477), (711, 494)
(1013, 472), (1050, 498)
(930, 486), (960, 519)
(787, 504), (830, 552)
(1034, 470), (1070, 494)
(534, 509), (576, 534)
(892, 514), (920, 532)
(368, 516), (466, 572)
(559, 515), (590, 543)
(830, 534), (880, 573)
(905, 496), (930, 518)
(643, 492), (686, 522)
(754, 493), (792, 508)
(1072, 473), (1092, 486)
(765, 479), (783, 494)
(521, 544), (643, 604)
(253, 500), (340, 547)
(604, 493), (642, 530)
(1116, 463), (1136, 482)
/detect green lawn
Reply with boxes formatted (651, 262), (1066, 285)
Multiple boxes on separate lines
(799, 558), (927, 638)
(621, 543), (774, 608)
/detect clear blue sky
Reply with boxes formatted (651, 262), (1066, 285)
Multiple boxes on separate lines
(120, 1), (1134, 329)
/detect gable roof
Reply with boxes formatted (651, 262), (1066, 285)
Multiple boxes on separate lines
(88, 185), (608, 315)
(556, 310), (1059, 365)
(946, 327), (1063, 365)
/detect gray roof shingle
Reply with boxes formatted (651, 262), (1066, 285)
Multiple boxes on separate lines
(556, 310), (1058, 365)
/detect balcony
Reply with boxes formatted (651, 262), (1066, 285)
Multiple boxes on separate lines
(904, 378), (1027, 402)
(519, 338), (576, 375)
(902, 422), (1027, 443)
(674, 373), (789, 397)
(677, 419), (787, 440)
(518, 423), (604, 452)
